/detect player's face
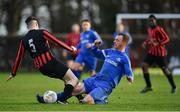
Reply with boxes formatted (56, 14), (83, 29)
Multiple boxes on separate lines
(72, 24), (80, 33)
(148, 18), (157, 28)
(82, 22), (91, 31)
(113, 35), (123, 49)
(27, 20), (39, 29)
(117, 24), (125, 33)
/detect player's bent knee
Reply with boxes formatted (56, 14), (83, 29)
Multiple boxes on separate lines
(72, 82), (85, 96)
(161, 66), (171, 75)
(142, 63), (149, 72)
(63, 69), (79, 86)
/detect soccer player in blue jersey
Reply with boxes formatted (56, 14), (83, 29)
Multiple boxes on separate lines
(72, 19), (102, 78)
(56, 33), (134, 104)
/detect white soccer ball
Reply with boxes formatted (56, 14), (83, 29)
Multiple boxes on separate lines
(43, 90), (57, 103)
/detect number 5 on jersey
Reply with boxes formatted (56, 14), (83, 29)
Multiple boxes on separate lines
(29, 39), (36, 53)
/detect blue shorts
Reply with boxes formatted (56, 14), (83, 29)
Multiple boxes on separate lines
(75, 54), (97, 71)
(83, 76), (112, 104)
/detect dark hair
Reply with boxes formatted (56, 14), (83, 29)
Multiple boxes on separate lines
(81, 19), (91, 24)
(148, 14), (157, 20)
(25, 16), (39, 25)
(118, 33), (129, 43)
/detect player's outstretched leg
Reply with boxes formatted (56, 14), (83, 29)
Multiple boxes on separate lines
(60, 69), (78, 102)
(161, 67), (176, 94)
(140, 62), (153, 93)
(57, 82), (85, 103)
(56, 92), (69, 104)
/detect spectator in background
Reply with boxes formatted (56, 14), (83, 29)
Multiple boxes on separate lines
(113, 23), (133, 56)
(63, 24), (80, 69)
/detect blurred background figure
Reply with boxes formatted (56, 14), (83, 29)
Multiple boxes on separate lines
(72, 19), (102, 79)
(113, 23), (133, 56)
(63, 23), (80, 69)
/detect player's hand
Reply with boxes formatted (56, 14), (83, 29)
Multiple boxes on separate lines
(71, 46), (77, 52)
(94, 39), (101, 48)
(7, 73), (15, 81)
(126, 77), (133, 84)
(149, 38), (159, 47)
(71, 46), (78, 56)
(142, 42), (147, 49)
(152, 42), (159, 47)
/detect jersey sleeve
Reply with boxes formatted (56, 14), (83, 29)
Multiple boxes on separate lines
(123, 56), (134, 80)
(90, 46), (109, 60)
(157, 28), (169, 45)
(11, 40), (25, 76)
(92, 31), (102, 41)
(43, 30), (73, 52)
(126, 32), (133, 45)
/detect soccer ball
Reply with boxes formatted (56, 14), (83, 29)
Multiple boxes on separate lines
(43, 90), (57, 103)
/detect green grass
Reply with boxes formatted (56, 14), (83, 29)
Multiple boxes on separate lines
(0, 72), (180, 111)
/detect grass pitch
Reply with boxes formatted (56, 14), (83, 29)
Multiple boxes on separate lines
(0, 71), (180, 111)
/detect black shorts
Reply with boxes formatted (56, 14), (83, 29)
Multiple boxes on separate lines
(39, 58), (69, 79)
(143, 54), (167, 67)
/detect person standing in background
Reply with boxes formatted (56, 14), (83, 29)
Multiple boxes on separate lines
(113, 23), (133, 56)
(63, 24), (80, 70)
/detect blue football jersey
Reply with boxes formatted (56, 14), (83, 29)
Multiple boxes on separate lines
(90, 46), (134, 88)
(77, 29), (101, 56)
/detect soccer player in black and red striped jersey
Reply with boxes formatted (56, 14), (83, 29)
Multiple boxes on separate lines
(7, 16), (80, 103)
(140, 15), (176, 94)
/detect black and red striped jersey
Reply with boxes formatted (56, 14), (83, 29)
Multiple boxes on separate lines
(144, 26), (169, 57)
(11, 29), (73, 76)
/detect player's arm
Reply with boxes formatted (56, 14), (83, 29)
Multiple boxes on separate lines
(7, 40), (25, 81)
(93, 31), (102, 45)
(86, 31), (103, 48)
(142, 37), (150, 49)
(124, 57), (134, 84)
(87, 39), (107, 60)
(157, 28), (169, 45)
(90, 47), (109, 60)
(43, 30), (76, 52)
(93, 31), (102, 40)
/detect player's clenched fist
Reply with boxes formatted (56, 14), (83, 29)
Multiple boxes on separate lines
(94, 39), (102, 47)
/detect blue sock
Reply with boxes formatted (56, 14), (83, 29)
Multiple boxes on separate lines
(57, 92), (65, 101)
(57, 84), (74, 101)
(73, 70), (81, 79)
